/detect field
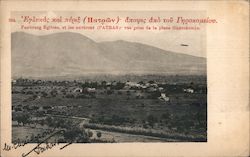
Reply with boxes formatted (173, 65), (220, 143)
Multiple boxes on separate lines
(12, 75), (207, 143)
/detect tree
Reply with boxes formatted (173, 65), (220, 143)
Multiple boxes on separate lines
(45, 116), (54, 127)
(30, 134), (35, 142)
(126, 90), (131, 95)
(161, 111), (170, 120)
(53, 118), (65, 128)
(40, 119), (45, 126)
(101, 81), (107, 86)
(147, 115), (158, 127)
(63, 128), (89, 143)
(138, 81), (144, 85)
(107, 90), (113, 95)
(16, 116), (22, 126)
(96, 132), (102, 138)
(114, 82), (125, 90)
(88, 130), (93, 138)
(16, 114), (30, 126)
(148, 80), (155, 84)
(41, 92), (48, 97)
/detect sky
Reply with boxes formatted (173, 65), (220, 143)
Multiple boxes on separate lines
(11, 11), (206, 58)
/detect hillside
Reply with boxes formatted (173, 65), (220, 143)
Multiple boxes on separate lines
(11, 32), (206, 78)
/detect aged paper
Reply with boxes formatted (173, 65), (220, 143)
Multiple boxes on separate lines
(1, 1), (249, 157)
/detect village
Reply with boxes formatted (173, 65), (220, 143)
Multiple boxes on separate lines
(12, 77), (207, 143)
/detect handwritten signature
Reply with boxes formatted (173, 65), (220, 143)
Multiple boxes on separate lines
(3, 129), (73, 157)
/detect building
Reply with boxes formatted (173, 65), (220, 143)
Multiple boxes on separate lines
(84, 87), (96, 93)
(183, 88), (194, 93)
(73, 87), (83, 93)
(159, 93), (170, 102)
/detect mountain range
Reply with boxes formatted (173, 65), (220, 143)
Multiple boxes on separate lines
(11, 32), (206, 78)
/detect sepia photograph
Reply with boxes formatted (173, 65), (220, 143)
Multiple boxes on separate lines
(11, 11), (207, 144)
(1, 2), (249, 157)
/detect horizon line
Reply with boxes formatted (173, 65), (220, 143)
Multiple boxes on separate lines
(11, 31), (207, 59)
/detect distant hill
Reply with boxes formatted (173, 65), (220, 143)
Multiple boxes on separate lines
(11, 32), (206, 78)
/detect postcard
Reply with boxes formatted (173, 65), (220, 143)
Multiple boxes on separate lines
(1, 1), (249, 157)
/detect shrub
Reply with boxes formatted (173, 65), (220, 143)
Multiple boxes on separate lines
(15, 114), (30, 126)
(88, 131), (93, 137)
(97, 132), (102, 138)
(107, 90), (113, 95)
(147, 115), (158, 127)
(63, 128), (89, 143)
(26, 91), (33, 95)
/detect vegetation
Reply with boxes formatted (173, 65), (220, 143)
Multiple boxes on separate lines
(12, 75), (207, 142)
(63, 128), (89, 143)
(96, 132), (102, 138)
(14, 113), (31, 126)
(83, 123), (206, 142)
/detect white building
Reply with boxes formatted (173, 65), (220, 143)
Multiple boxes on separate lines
(183, 88), (194, 93)
(159, 93), (170, 102)
(85, 87), (96, 93)
(125, 82), (147, 89)
(158, 87), (164, 92)
(73, 87), (83, 93)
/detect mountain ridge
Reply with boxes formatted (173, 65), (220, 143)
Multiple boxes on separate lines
(11, 32), (206, 78)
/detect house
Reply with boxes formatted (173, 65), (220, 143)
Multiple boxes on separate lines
(55, 105), (67, 109)
(150, 83), (158, 87)
(124, 82), (146, 89)
(158, 87), (164, 92)
(84, 87), (96, 93)
(125, 82), (140, 87)
(159, 93), (170, 102)
(141, 85), (147, 89)
(106, 82), (111, 86)
(183, 88), (194, 93)
(31, 117), (46, 121)
(73, 87), (83, 93)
